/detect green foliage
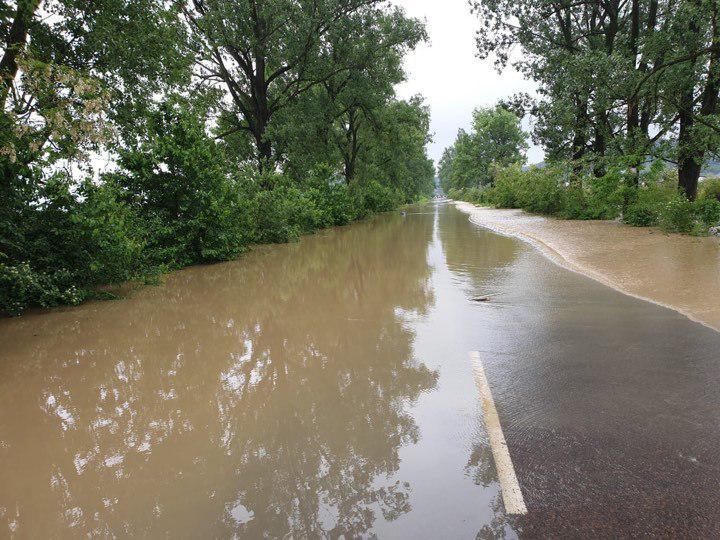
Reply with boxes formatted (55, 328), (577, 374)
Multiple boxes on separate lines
(0, 1), (434, 316)
(355, 97), (436, 201)
(447, 186), (490, 206)
(250, 186), (311, 244)
(623, 199), (659, 227)
(484, 165), (519, 208)
(658, 196), (696, 233)
(484, 164), (564, 214)
(0, 261), (81, 317)
(623, 173), (679, 227)
(694, 198), (720, 228)
(511, 166), (565, 215)
(581, 169), (625, 220)
(185, 0), (427, 169)
(358, 180), (403, 214)
(113, 100), (249, 268)
(699, 178), (720, 202)
(248, 177), (402, 245)
(451, 160), (720, 236)
(0, 175), (147, 315)
(621, 171), (719, 233)
(439, 105), (527, 192)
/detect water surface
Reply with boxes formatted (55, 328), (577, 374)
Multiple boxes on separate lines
(2, 203), (720, 537)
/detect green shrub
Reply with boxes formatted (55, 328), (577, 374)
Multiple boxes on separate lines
(695, 197), (720, 227)
(558, 186), (588, 219)
(699, 177), (720, 202)
(0, 262), (51, 315)
(303, 173), (360, 227)
(114, 104), (249, 267)
(248, 174), (406, 245)
(463, 186), (488, 204)
(582, 169), (624, 219)
(623, 176), (678, 227)
(658, 196), (696, 233)
(624, 199), (658, 227)
(515, 166), (565, 214)
(485, 164), (520, 208)
(250, 186), (306, 244)
(0, 175), (149, 315)
(358, 180), (402, 214)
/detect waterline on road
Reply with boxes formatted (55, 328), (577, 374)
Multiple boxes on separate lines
(455, 201), (720, 333)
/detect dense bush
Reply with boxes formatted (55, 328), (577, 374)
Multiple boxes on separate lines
(476, 164), (566, 215)
(657, 196), (696, 233)
(486, 165), (520, 208)
(695, 197), (720, 227)
(0, 176), (147, 315)
(358, 180), (403, 215)
(0, 159), (414, 316)
(580, 168), (624, 220)
(113, 103), (250, 268)
(699, 178), (720, 202)
(450, 161), (720, 236)
(250, 185), (317, 244)
(623, 177), (677, 227)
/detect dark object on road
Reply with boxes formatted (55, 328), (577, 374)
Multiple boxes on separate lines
(472, 296), (491, 302)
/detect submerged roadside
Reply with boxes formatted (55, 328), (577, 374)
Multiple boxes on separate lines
(455, 201), (720, 333)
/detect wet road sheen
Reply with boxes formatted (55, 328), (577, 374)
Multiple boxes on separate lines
(2, 203), (720, 537)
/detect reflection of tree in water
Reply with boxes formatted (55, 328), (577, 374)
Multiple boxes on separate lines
(465, 439), (496, 488)
(0, 212), (438, 537)
(475, 495), (518, 540)
(437, 204), (519, 290)
(436, 204), (521, 540)
(464, 440), (517, 539)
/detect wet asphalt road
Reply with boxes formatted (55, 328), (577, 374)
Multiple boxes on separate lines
(449, 203), (720, 537)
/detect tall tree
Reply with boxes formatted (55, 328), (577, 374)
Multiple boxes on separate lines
(473, 0), (720, 199)
(357, 96), (435, 199)
(1, 0), (189, 255)
(272, 5), (425, 183)
(439, 105), (527, 191)
(183, 0), (423, 174)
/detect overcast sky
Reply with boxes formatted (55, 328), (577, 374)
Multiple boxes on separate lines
(393, 0), (544, 166)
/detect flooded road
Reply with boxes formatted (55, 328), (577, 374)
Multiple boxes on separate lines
(457, 202), (720, 332)
(2, 202), (720, 537)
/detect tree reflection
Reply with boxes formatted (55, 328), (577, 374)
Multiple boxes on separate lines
(0, 212), (438, 537)
(437, 205), (519, 290)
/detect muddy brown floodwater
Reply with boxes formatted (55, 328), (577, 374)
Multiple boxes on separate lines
(456, 202), (720, 332)
(2, 203), (720, 538)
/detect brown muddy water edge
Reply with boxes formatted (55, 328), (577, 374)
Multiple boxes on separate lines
(456, 201), (720, 333)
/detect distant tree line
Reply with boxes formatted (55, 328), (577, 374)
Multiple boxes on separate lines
(438, 105), (527, 192)
(441, 0), (720, 235)
(0, 0), (435, 314)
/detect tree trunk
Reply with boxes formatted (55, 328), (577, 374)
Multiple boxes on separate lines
(678, 0), (719, 201)
(592, 111), (608, 177)
(256, 136), (272, 172)
(626, 0), (640, 142)
(678, 85), (700, 200)
(571, 95), (588, 178)
(341, 108), (361, 183)
(0, 0), (41, 109)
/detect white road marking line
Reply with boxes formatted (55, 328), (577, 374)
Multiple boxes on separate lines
(470, 351), (528, 515)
